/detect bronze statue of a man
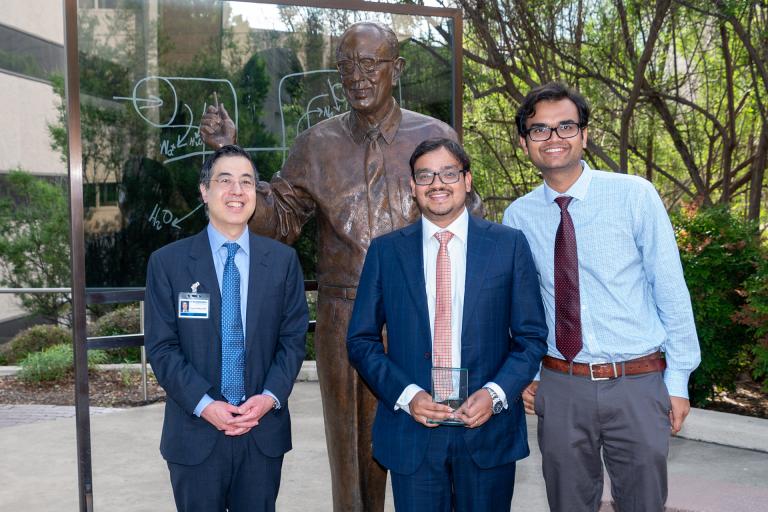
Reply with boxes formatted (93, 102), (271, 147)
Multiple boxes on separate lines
(201, 21), (480, 511)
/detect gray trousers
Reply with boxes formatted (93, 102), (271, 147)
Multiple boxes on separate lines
(534, 367), (672, 512)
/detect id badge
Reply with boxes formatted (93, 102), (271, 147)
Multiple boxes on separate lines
(178, 292), (210, 319)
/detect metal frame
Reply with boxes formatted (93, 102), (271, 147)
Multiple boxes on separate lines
(61, 1), (463, 510)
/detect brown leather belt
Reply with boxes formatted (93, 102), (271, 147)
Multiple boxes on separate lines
(542, 351), (665, 380)
(318, 285), (357, 300)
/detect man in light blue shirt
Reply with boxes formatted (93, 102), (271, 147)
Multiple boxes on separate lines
(503, 82), (700, 512)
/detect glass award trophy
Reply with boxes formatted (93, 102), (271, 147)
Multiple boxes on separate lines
(429, 367), (468, 426)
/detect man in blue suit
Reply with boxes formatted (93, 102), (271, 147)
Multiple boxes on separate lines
(145, 145), (308, 512)
(347, 138), (548, 511)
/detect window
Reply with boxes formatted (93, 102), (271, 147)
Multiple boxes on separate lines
(0, 24), (64, 82)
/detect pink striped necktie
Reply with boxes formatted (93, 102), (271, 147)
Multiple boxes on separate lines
(433, 230), (454, 396)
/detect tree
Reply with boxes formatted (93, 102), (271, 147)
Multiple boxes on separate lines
(0, 171), (71, 324)
(456, 0), (767, 221)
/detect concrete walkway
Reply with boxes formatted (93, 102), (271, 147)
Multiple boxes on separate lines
(1, 380), (768, 511)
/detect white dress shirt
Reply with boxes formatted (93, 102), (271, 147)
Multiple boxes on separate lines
(396, 208), (507, 413)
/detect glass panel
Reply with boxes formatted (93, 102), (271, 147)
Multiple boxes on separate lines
(74, 1), (456, 287)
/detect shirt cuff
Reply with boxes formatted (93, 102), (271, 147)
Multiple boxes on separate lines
(194, 393), (214, 417)
(483, 381), (508, 409)
(262, 389), (280, 409)
(395, 384), (424, 415)
(663, 369), (691, 399)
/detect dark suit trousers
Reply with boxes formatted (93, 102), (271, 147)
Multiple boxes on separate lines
(390, 425), (516, 512)
(167, 432), (283, 512)
(535, 368), (671, 512)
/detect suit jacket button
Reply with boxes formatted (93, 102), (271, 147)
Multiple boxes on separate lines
(424, 352), (431, 360)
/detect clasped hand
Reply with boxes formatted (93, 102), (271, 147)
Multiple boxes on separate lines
(409, 389), (493, 429)
(201, 394), (275, 436)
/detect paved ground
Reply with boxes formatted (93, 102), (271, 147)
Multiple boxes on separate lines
(1, 381), (767, 511)
(0, 404), (119, 428)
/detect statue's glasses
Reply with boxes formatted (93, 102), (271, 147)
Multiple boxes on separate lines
(524, 122), (583, 142)
(336, 57), (394, 76)
(209, 176), (256, 191)
(412, 168), (468, 186)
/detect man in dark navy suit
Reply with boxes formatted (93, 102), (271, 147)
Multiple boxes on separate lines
(347, 138), (548, 511)
(145, 145), (308, 512)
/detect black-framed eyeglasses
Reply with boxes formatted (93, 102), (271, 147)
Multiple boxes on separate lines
(336, 57), (393, 76)
(412, 168), (468, 186)
(209, 176), (255, 191)
(525, 122), (583, 142)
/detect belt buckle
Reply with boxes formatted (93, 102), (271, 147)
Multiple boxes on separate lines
(589, 362), (617, 381)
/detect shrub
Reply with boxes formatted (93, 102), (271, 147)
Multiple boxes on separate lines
(733, 256), (768, 391)
(89, 305), (140, 336)
(1, 324), (71, 365)
(18, 343), (107, 383)
(672, 203), (764, 405)
(89, 305), (141, 363)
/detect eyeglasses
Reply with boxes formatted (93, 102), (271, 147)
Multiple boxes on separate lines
(525, 122), (583, 142)
(336, 57), (393, 76)
(412, 168), (468, 186)
(209, 176), (255, 191)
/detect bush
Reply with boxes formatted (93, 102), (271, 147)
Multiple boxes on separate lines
(733, 256), (768, 391)
(90, 305), (140, 336)
(672, 203), (764, 405)
(18, 343), (107, 383)
(1, 325), (71, 365)
(89, 305), (141, 363)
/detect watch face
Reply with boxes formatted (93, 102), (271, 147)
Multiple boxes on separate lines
(493, 401), (503, 414)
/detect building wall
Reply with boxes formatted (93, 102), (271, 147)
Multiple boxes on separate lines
(1, 0), (63, 45)
(0, 73), (65, 176)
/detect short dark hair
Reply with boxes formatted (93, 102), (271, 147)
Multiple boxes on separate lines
(336, 22), (400, 61)
(199, 144), (258, 187)
(515, 82), (590, 137)
(409, 138), (471, 175)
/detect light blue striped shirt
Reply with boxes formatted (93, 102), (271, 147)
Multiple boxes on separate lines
(502, 162), (700, 398)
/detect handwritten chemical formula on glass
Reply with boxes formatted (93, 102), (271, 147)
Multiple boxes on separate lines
(148, 203), (204, 231)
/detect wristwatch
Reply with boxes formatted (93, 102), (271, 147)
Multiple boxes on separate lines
(484, 387), (504, 414)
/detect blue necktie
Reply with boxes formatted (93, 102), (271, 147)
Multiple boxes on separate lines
(221, 242), (245, 405)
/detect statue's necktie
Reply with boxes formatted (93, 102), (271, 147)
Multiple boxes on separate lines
(433, 231), (454, 396)
(221, 242), (245, 405)
(364, 127), (393, 240)
(554, 196), (582, 361)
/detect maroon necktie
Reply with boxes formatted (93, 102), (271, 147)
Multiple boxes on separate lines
(554, 196), (582, 361)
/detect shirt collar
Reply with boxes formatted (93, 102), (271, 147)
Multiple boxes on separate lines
(207, 223), (250, 257)
(543, 160), (594, 204)
(421, 207), (469, 246)
(347, 98), (402, 146)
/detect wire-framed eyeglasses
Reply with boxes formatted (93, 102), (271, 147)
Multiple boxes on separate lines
(209, 176), (255, 191)
(336, 57), (393, 76)
(412, 168), (468, 186)
(525, 122), (583, 142)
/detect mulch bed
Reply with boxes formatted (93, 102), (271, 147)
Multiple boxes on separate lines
(0, 370), (766, 419)
(0, 370), (166, 408)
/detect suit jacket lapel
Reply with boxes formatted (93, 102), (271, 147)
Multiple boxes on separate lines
(188, 229), (223, 385)
(462, 216), (495, 340)
(245, 233), (269, 351)
(394, 222), (431, 337)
